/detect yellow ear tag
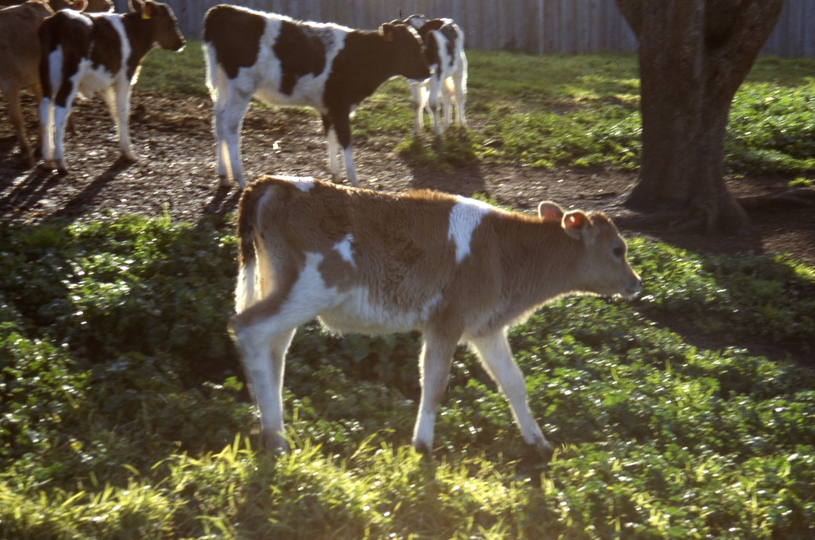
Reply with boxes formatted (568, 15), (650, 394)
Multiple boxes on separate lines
(141, 10), (151, 20)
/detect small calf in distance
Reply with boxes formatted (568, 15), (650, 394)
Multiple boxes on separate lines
(229, 176), (642, 456)
(405, 14), (467, 137)
(38, 0), (184, 174)
(203, 5), (431, 189)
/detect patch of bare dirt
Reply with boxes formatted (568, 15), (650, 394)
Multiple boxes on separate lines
(1, 91), (814, 364)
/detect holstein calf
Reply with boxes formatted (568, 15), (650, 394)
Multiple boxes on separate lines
(203, 5), (431, 189)
(38, 0), (184, 174)
(0, 0), (112, 164)
(230, 176), (642, 456)
(405, 14), (467, 137)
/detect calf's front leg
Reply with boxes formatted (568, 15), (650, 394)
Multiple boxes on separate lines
(105, 80), (136, 162)
(325, 111), (359, 187)
(470, 330), (553, 457)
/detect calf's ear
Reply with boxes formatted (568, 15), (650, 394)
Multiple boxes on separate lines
(562, 211), (596, 243)
(379, 23), (396, 42)
(538, 201), (564, 222)
(141, 0), (154, 19)
(128, 0), (143, 13)
(68, 0), (88, 11)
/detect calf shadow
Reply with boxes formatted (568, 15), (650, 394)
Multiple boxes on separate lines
(202, 184), (242, 218)
(400, 134), (488, 197)
(0, 165), (61, 221)
(49, 157), (134, 220)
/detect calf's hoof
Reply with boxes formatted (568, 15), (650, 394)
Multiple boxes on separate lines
(262, 430), (290, 455)
(531, 437), (555, 462)
(41, 158), (68, 175)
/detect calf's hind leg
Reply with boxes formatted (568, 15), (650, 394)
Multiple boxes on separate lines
(412, 329), (459, 454)
(231, 253), (341, 452)
(214, 89), (251, 188)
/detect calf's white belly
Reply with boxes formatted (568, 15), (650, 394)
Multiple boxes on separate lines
(318, 287), (441, 335)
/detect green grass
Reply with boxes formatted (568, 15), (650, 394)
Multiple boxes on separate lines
(1, 214), (814, 538)
(141, 44), (815, 176)
(3, 49), (815, 538)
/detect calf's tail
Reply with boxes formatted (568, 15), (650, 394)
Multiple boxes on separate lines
(234, 184), (265, 313)
(202, 42), (221, 101)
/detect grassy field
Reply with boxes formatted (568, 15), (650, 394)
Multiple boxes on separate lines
(1, 48), (815, 538)
(139, 45), (815, 178)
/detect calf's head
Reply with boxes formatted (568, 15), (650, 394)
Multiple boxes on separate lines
(539, 201), (642, 299)
(130, 0), (184, 51)
(379, 21), (430, 80)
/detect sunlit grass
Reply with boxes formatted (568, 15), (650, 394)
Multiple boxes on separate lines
(136, 44), (815, 176)
(1, 214), (814, 538)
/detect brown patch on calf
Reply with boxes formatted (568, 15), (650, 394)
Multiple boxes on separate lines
(0, 0), (54, 161)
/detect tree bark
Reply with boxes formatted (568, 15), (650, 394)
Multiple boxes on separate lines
(615, 0), (785, 233)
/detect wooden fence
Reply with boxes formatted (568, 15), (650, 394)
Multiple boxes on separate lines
(115, 0), (815, 56)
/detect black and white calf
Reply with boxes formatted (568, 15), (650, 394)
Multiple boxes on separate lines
(38, 0), (184, 174)
(405, 14), (467, 137)
(203, 5), (431, 189)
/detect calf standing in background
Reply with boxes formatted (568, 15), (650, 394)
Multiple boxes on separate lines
(405, 14), (467, 137)
(0, 0), (56, 164)
(230, 177), (642, 456)
(0, 0), (98, 165)
(38, 0), (184, 174)
(203, 5), (430, 189)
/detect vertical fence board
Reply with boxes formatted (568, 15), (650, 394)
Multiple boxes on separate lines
(154, 0), (809, 57)
(805, 0), (815, 57)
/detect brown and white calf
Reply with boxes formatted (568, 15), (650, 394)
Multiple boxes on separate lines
(229, 176), (642, 456)
(203, 5), (431, 189)
(405, 14), (467, 137)
(1, 0), (55, 164)
(38, 0), (184, 174)
(0, 0), (99, 164)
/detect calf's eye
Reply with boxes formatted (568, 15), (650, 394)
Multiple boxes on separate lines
(613, 246), (624, 258)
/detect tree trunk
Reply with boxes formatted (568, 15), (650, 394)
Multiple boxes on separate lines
(615, 0), (785, 233)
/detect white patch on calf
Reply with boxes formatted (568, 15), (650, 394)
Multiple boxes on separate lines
(448, 196), (493, 263)
(249, 17), (348, 112)
(319, 288), (443, 335)
(332, 233), (355, 267)
(235, 258), (257, 312)
(275, 176), (315, 191)
(47, 47), (64, 96)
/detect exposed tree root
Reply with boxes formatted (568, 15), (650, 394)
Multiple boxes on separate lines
(738, 188), (815, 211)
(617, 188), (815, 235)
